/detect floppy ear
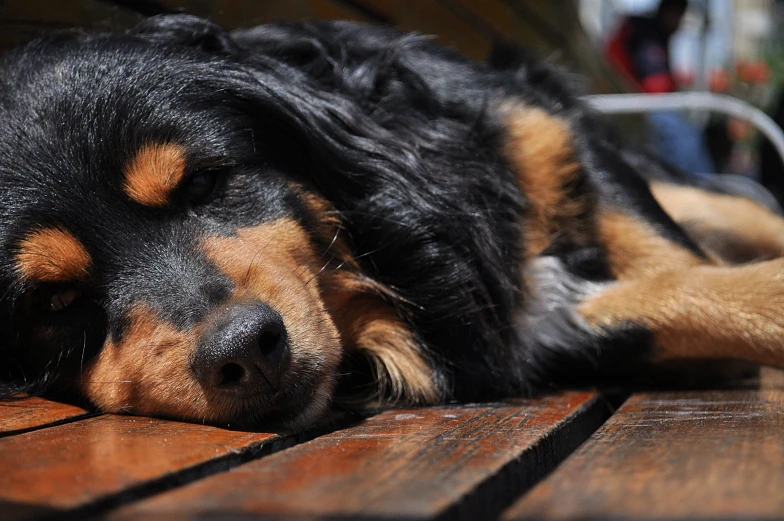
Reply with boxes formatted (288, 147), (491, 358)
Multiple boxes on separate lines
(129, 14), (241, 55)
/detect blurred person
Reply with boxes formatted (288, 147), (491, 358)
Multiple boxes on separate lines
(606, 0), (716, 177)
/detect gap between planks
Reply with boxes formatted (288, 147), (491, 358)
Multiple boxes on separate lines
(503, 388), (784, 521)
(1, 392), (617, 521)
(106, 392), (615, 521)
(0, 397), (98, 438)
(0, 409), (358, 521)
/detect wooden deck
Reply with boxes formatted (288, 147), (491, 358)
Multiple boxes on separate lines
(2, 378), (783, 521)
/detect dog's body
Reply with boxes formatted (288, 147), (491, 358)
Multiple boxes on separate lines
(2, 15), (784, 429)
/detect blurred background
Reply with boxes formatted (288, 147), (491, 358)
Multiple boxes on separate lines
(2, 0), (784, 203)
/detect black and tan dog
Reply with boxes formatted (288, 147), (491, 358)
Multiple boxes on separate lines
(2, 15), (783, 429)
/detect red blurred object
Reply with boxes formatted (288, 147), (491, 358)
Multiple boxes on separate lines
(605, 20), (640, 88)
(604, 17), (677, 94)
(736, 61), (771, 84)
(708, 68), (730, 92)
(727, 118), (752, 142)
(640, 73), (676, 93)
(674, 70), (695, 87)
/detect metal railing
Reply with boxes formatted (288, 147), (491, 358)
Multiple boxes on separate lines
(583, 92), (784, 170)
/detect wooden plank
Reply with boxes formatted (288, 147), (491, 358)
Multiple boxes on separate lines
(0, 397), (91, 436)
(0, 0), (142, 51)
(372, 0), (491, 60)
(0, 414), (288, 520)
(155, 0), (312, 27)
(108, 392), (609, 520)
(504, 390), (784, 521)
(312, 1), (375, 23)
(1, 0), (89, 25)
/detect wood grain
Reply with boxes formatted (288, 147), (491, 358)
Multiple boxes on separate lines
(372, 0), (491, 59)
(504, 390), (784, 521)
(0, 414), (282, 521)
(0, 397), (91, 436)
(108, 392), (608, 520)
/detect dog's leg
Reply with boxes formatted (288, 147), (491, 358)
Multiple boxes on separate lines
(521, 209), (784, 386)
(577, 209), (784, 368)
(578, 258), (784, 367)
(595, 210), (709, 279)
(651, 182), (784, 263)
(502, 104), (784, 375)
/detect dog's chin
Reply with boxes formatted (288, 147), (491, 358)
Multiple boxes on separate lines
(207, 375), (337, 432)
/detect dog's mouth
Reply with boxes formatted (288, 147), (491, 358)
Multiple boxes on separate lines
(212, 369), (337, 431)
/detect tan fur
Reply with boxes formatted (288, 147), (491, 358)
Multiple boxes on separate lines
(571, 187), (784, 370)
(651, 182), (784, 263)
(297, 189), (357, 269)
(579, 259), (784, 367)
(326, 288), (441, 405)
(86, 218), (344, 424)
(123, 143), (187, 207)
(501, 104), (589, 258)
(16, 227), (92, 282)
(82, 305), (215, 420)
(597, 211), (707, 279)
(296, 187), (440, 404)
(203, 219), (343, 411)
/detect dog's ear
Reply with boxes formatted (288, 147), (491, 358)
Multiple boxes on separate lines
(129, 14), (241, 55)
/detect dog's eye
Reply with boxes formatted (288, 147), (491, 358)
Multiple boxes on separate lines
(183, 170), (221, 205)
(48, 288), (82, 313)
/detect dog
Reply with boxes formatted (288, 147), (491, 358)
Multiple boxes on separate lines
(2, 14), (784, 430)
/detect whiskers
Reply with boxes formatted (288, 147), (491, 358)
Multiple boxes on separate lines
(79, 330), (87, 389)
(305, 215), (345, 287)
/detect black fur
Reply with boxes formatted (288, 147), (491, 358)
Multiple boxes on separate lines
(0, 16), (696, 423)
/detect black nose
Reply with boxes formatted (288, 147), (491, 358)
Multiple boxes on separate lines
(193, 304), (289, 396)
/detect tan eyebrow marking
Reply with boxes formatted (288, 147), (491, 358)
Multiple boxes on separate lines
(123, 143), (187, 207)
(15, 227), (92, 282)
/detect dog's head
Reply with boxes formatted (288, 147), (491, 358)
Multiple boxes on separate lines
(0, 16), (442, 429)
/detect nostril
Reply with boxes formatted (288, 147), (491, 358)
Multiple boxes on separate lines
(258, 330), (282, 357)
(219, 363), (246, 386)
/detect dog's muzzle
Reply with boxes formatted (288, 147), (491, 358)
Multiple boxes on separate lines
(192, 303), (290, 397)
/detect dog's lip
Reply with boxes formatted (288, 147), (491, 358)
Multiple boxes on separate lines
(262, 381), (333, 431)
(267, 383), (316, 415)
(222, 377), (320, 428)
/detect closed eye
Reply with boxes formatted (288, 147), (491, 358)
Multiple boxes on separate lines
(45, 287), (83, 313)
(182, 169), (225, 205)
(32, 285), (100, 317)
